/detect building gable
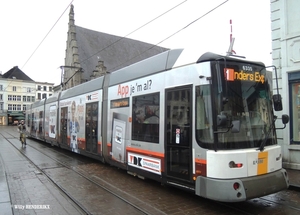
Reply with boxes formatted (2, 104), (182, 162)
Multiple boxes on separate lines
(63, 4), (168, 89)
(2, 66), (34, 81)
(75, 26), (168, 81)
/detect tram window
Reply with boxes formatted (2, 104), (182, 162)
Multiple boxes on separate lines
(132, 93), (160, 143)
(195, 85), (214, 146)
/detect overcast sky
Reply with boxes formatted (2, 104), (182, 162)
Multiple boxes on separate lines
(0, 0), (272, 86)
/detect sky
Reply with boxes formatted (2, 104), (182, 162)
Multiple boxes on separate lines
(0, 0), (272, 86)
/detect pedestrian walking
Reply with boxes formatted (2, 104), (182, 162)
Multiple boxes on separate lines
(18, 120), (26, 146)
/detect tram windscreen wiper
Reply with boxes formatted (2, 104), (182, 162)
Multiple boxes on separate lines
(259, 116), (276, 151)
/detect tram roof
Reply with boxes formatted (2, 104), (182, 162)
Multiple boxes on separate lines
(60, 76), (105, 100)
(32, 99), (46, 108)
(45, 93), (60, 104)
(197, 52), (265, 66)
(108, 49), (184, 86)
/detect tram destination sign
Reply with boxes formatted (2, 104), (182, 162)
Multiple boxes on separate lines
(225, 68), (265, 83)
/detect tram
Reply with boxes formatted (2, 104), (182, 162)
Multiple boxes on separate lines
(25, 49), (289, 202)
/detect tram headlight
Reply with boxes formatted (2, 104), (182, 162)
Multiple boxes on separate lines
(229, 161), (243, 168)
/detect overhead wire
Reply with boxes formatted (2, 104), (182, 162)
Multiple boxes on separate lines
(79, 0), (188, 65)
(3, 0), (74, 93)
(107, 0), (229, 72)
(21, 0), (75, 70)
(2, 0), (74, 114)
(8, 0), (227, 92)
(4, 0), (187, 93)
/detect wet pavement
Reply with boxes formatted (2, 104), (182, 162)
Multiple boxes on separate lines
(1, 125), (300, 215)
(0, 130), (84, 215)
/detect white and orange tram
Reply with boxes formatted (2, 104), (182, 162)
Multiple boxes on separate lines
(25, 49), (289, 202)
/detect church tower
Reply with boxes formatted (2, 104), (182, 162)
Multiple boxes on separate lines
(63, 5), (82, 90)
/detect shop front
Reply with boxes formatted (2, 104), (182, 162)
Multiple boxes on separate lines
(289, 72), (300, 144)
(282, 71), (300, 169)
(8, 111), (25, 125)
(0, 111), (7, 125)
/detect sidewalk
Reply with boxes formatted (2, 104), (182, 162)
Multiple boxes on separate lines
(0, 134), (83, 215)
(0, 153), (12, 215)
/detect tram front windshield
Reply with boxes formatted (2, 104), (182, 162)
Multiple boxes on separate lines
(196, 61), (275, 150)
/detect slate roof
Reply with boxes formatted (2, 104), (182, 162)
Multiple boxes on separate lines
(2, 66), (34, 81)
(75, 26), (169, 81)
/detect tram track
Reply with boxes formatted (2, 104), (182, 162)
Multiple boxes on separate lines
(5, 133), (164, 215)
(5, 136), (89, 215)
(16, 137), (300, 215)
(4, 128), (300, 215)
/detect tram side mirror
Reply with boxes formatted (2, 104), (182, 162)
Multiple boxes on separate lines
(217, 114), (227, 127)
(276, 114), (289, 129)
(273, 94), (283, 111)
(282, 114), (289, 125)
(231, 120), (241, 133)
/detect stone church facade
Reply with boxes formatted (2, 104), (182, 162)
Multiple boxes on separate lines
(63, 5), (168, 90)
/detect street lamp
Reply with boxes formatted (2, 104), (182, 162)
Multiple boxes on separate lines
(59, 66), (83, 90)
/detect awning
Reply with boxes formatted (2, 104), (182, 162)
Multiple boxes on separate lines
(15, 116), (25, 120)
(9, 113), (24, 116)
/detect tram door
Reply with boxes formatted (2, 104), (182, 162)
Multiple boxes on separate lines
(38, 111), (43, 138)
(85, 102), (98, 154)
(165, 86), (192, 181)
(60, 107), (68, 145)
(30, 113), (35, 136)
